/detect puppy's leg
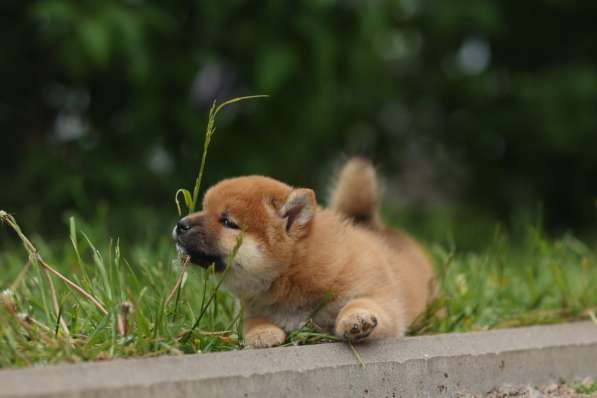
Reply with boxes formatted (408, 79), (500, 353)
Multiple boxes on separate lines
(244, 318), (286, 348)
(335, 298), (399, 342)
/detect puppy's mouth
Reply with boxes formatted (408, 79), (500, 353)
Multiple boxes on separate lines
(176, 244), (226, 272)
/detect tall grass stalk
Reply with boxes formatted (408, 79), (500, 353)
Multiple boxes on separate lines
(175, 95), (268, 216)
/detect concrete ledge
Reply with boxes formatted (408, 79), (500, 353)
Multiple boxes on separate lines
(1, 322), (596, 398)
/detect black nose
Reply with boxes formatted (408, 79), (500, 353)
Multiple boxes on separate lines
(176, 218), (192, 234)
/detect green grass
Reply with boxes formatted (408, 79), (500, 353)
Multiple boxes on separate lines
(411, 227), (596, 334)
(574, 381), (597, 395)
(0, 209), (595, 368)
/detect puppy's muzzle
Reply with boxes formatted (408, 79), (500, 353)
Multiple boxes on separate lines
(173, 215), (225, 271)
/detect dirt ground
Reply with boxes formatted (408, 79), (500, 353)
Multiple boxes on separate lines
(458, 378), (597, 398)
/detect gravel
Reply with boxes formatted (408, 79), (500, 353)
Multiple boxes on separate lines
(459, 378), (597, 398)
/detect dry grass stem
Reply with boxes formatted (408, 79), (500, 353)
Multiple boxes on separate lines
(165, 255), (190, 306)
(43, 269), (70, 338)
(1, 210), (108, 316)
(117, 301), (133, 337)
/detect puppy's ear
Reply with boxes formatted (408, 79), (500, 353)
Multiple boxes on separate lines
(280, 188), (316, 238)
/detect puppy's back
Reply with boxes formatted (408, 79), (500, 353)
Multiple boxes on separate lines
(379, 228), (435, 321)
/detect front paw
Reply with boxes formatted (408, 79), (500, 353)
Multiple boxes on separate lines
(244, 325), (286, 348)
(335, 309), (378, 341)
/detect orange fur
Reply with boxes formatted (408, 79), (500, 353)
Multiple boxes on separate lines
(173, 158), (435, 348)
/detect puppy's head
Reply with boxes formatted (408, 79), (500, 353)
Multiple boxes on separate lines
(173, 176), (316, 298)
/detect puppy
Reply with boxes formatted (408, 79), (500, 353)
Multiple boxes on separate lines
(173, 158), (435, 348)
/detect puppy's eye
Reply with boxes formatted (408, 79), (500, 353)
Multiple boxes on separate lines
(219, 216), (239, 230)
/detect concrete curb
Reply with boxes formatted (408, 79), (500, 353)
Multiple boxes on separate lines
(1, 322), (596, 398)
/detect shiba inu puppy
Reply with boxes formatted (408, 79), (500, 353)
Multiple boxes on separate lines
(173, 158), (435, 348)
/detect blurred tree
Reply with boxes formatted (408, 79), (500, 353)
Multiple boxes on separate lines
(1, 0), (596, 234)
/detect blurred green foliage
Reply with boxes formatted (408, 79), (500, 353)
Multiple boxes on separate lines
(1, 0), (597, 236)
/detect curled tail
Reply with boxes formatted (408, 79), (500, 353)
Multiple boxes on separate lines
(329, 157), (383, 229)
